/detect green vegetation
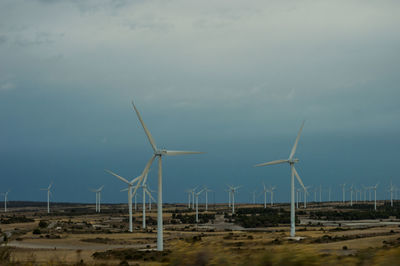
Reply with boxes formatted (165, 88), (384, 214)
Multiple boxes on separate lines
(0, 215), (34, 224)
(231, 207), (293, 228)
(171, 213), (215, 224)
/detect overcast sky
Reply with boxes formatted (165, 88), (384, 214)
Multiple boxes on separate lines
(1, 0), (399, 204)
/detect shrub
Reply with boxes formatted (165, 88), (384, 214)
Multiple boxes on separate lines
(38, 220), (48, 228)
(33, 228), (41, 235)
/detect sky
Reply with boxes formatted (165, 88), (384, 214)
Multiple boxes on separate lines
(0, 0), (399, 204)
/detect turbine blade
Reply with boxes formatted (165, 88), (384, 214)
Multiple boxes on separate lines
(105, 169), (130, 185)
(131, 156), (157, 197)
(165, 150), (204, 156)
(255, 159), (289, 167)
(98, 185), (104, 191)
(130, 155), (156, 185)
(289, 120), (305, 160)
(120, 187), (129, 192)
(131, 101), (157, 152)
(146, 189), (156, 202)
(293, 167), (305, 190)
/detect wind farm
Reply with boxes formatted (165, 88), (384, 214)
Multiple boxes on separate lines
(1, 1), (400, 265)
(1, 102), (399, 266)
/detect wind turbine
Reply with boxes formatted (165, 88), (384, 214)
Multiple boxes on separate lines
(141, 172), (156, 229)
(40, 182), (53, 214)
(1, 190), (10, 212)
(255, 121), (306, 238)
(203, 187), (212, 211)
(190, 187), (198, 209)
(372, 183), (379, 211)
(349, 185), (354, 206)
(90, 185), (104, 213)
(106, 156), (154, 232)
(267, 186), (276, 206)
(319, 185), (322, 202)
(303, 186), (310, 208)
(228, 185), (240, 214)
(195, 188), (205, 223)
(262, 183), (268, 208)
(185, 189), (191, 209)
(340, 183), (346, 203)
(389, 180), (395, 207)
(328, 186), (331, 202)
(132, 101), (203, 251)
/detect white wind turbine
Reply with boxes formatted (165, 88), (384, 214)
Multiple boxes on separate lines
(185, 189), (191, 209)
(262, 183), (268, 208)
(141, 172), (156, 229)
(255, 121), (306, 238)
(340, 183), (346, 203)
(296, 188), (301, 209)
(372, 183), (379, 211)
(90, 185), (104, 213)
(303, 186), (310, 208)
(1, 190), (10, 212)
(203, 187), (212, 211)
(267, 185), (276, 206)
(349, 185), (354, 206)
(106, 156), (154, 232)
(228, 185), (240, 214)
(389, 180), (395, 207)
(195, 188), (205, 223)
(188, 186), (198, 209)
(40, 182), (53, 214)
(132, 101), (203, 251)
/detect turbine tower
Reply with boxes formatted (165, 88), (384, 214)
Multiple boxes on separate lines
(195, 188), (205, 223)
(90, 185), (104, 213)
(185, 190), (191, 209)
(262, 183), (268, 208)
(303, 186), (310, 208)
(372, 183), (379, 211)
(255, 121), (306, 238)
(267, 186), (276, 206)
(228, 185), (240, 214)
(1, 190), (10, 212)
(40, 182), (53, 214)
(141, 172), (156, 229)
(132, 101), (203, 251)
(389, 180), (395, 207)
(340, 183), (346, 203)
(204, 187), (212, 211)
(349, 185), (354, 206)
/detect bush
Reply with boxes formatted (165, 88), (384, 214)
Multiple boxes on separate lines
(33, 228), (41, 235)
(39, 220), (48, 228)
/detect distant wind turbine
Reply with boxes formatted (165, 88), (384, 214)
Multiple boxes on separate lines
(106, 156), (154, 232)
(340, 183), (346, 203)
(90, 185), (104, 213)
(372, 183), (379, 211)
(1, 190), (10, 212)
(195, 188), (205, 223)
(255, 121), (306, 238)
(40, 182), (53, 214)
(228, 185), (240, 214)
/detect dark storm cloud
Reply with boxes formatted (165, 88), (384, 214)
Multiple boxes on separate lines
(0, 0), (399, 203)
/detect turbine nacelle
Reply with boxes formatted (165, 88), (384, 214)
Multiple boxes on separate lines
(289, 158), (299, 164)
